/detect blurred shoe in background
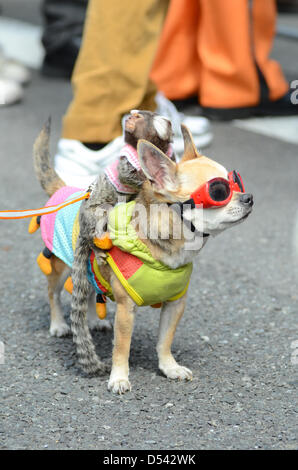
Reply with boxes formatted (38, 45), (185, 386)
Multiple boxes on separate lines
(0, 46), (31, 85)
(0, 46), (31, 106)
(54, 135), (124, 188)
(0, 78), (24, 106)
(155, 92), (213, 153)
(200, 90), (298, 121)
(277, 0), (298, 13)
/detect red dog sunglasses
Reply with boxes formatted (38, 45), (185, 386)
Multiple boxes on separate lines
(190, 170), (245, 208)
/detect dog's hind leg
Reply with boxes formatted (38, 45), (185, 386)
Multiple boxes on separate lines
(87, 291), (112, 332)
(47, 256), (71, 337)
(156, 295), (193, 381)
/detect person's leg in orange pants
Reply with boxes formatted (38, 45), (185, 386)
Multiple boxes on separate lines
(151, 0), (200, 102)
(151, 0), (289, 115)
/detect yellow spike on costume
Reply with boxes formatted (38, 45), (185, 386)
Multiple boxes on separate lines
(64, 276), (73, 294)
(93, 233), (113, 250)
(28, 216), (40, 234)
(37, 252), (52, 275)
(96, 302), (107, 319)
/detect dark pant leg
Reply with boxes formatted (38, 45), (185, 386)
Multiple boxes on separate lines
(41, 0), (88, 77)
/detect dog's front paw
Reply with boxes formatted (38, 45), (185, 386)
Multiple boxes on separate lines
(160, 363), (193, 381)
(50, 322), (70, 337)
(108, 376), (131, 394)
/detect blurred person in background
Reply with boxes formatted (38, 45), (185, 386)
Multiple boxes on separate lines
(53, 0), (212, 188)
(41, 0), (87, 79)
(51, 0), (297, 187)
(151, 0), (297, 120)
(277, 0), (298, 13)
(0, 4), (31, 106)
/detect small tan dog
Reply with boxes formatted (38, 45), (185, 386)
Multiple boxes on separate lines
(33, 124), (253, 394)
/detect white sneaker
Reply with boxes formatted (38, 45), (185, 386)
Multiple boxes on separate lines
(0, 47), (31, 85)
(0, 78), (24, 106)
(54, 135), (124, 188)
(55, 94), (213, 188)
(155, 92), (213, 154)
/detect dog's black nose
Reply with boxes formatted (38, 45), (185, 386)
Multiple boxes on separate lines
(240, 193), (254, 207)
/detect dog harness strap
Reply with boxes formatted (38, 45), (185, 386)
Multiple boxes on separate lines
(106, 250), (144, 306)
(87, 252), (114, 299)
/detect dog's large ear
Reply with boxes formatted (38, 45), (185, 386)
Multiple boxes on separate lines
(137, 139), (178, 192)
(180, 124), (203, 162)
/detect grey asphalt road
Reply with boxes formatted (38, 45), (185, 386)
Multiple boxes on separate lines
(0, 3), (298, 451)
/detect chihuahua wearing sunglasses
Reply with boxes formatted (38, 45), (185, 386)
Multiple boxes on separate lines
(33, 123), (253, 394)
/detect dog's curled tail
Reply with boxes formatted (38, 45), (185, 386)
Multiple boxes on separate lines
(33, 117), (66, 196)
(70, 238), (107, 375)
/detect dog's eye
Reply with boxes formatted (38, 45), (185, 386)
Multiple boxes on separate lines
(209, 180), (230, 201)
